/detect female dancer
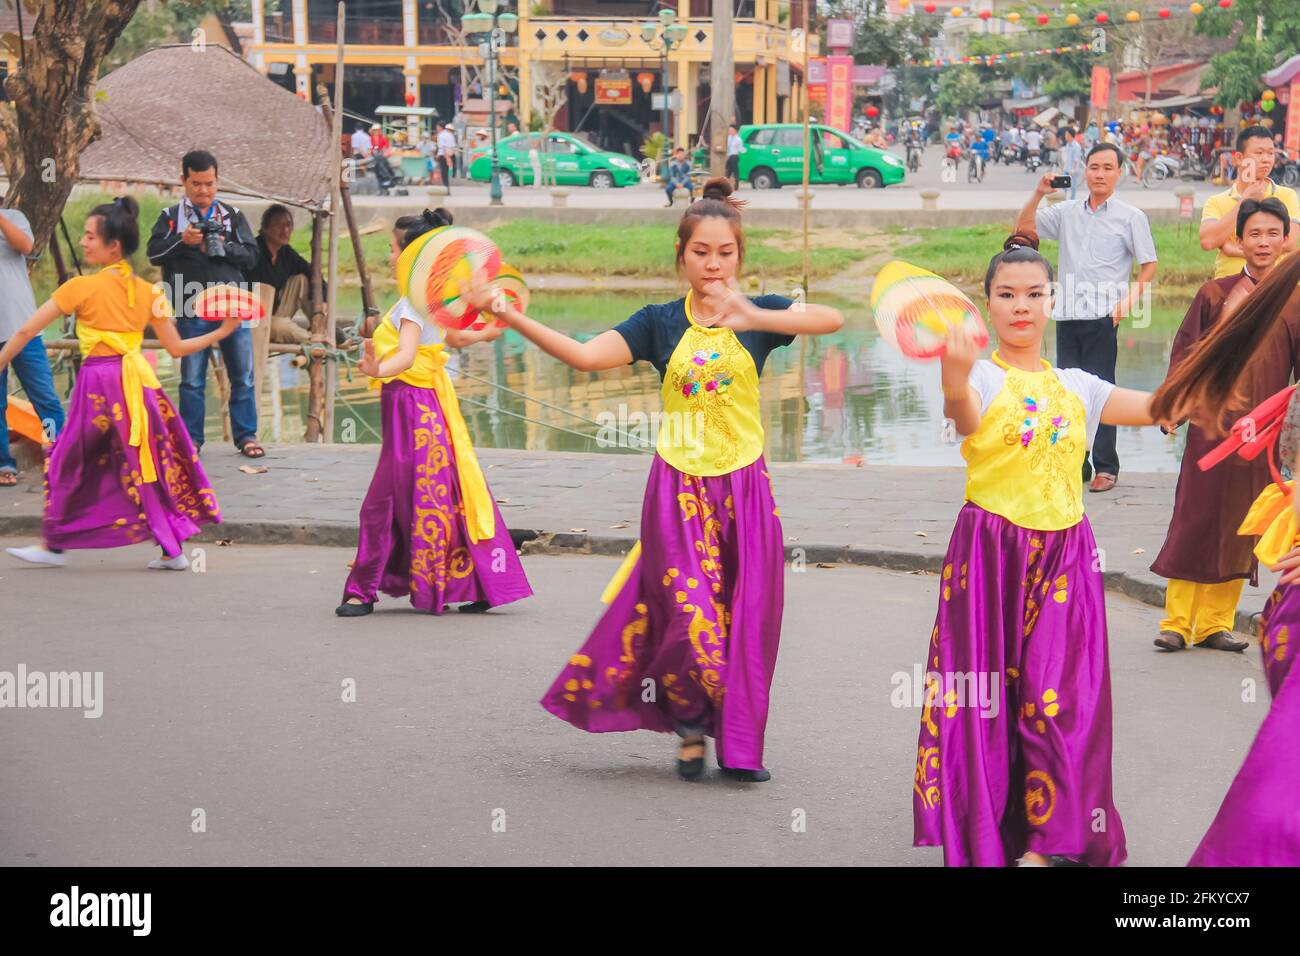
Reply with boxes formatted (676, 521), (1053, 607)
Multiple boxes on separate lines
(1149, 248), (1300, 865)
(463, 177), (843, 781)
(915, 235), (1161, 867)
(1, 197), (235, 569)
(336, 209), (532, 617)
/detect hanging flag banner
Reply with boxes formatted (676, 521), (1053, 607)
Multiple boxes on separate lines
(827, 54), (854, 132)
(907, 42), (1092, 70)
(1090, 65), (1112, 110)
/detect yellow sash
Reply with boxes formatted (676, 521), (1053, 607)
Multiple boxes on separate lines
(368, 310), (495, 543)
(77, 323), (160, 484)
(655, 290), (765, 477)
(1239, 481), (1299, 566)
(961, 352), (1088, 531)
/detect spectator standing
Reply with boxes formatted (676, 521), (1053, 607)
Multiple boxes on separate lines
(436, 121), (457, 195)
(146, 150), (263, 458)
(0, 206), (65, 488)
(1015, 143), (1159, 492)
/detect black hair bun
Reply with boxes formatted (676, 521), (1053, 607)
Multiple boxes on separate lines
(422, 207), (453, 228)
(114, 195), (140, 218)
(700, 177), (734, 203)
(1004, 231), (1040, 251)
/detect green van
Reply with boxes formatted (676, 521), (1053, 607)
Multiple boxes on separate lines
(737, 123), (906, 189)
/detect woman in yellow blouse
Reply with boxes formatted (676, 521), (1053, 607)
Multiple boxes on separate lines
(0, 197), (238, 570)
(465, 178), (843, 783)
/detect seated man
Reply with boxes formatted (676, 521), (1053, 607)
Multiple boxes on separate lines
(243, 204), (350, 347)
(664, 147), (694, 208)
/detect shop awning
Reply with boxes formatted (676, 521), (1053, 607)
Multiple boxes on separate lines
(1002, 94), (1051, 111)
(1031, 107), (1062, 126)
(1134, 94), (1210, 109)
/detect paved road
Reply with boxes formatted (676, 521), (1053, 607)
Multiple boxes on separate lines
(0, 443), (1270, 632)
(0, 542), (1265, 865)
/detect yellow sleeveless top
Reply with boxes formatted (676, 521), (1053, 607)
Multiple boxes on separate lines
(656, 290), (766, 477)
(962, 352), (1088, 531)
(368, 303), (495, 544)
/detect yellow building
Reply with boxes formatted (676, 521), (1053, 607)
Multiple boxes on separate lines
(248, 0), (817, 154)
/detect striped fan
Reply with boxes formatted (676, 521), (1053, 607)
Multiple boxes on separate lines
(475, 263), (528, 329)
(869, 260), (988, 361)
(402, 225), (502, 330)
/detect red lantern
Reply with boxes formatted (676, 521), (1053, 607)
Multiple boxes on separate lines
(979, 9), (991, 19)
(865, 105), (879, 118)
(923, 1), (936, 11)
(1158, 6), (1171, 15)
(404, 91), (416, 107)
(1037, 14), (1049, 24)
(636, 71), (655, 93)
(570, 71), (588, 94)
(1095, 12), (1109, 23)
(1218, 0), (1231, 6)
(296, 91), (307, 100)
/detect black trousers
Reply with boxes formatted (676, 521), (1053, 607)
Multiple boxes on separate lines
(1055, 317), (1119, 479)
(436, 155), (451, 192)
(725, 154), (739, 185)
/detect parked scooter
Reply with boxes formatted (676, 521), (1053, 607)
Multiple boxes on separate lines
(1142, 143), (1211, 188)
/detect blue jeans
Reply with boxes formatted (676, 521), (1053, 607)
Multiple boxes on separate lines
(177, 317), (257, 449)
(0, 335), (66, 473)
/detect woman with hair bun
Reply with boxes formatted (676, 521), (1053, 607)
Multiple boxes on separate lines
(1, 196), (239, 570)
(913, 234), (1164, 866)
(336, 208), (532, 617)
(464, 177), (844, 782)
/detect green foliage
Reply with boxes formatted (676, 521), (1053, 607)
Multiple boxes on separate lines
(935, 67), (984, 117)
(641, 131), (666, 164)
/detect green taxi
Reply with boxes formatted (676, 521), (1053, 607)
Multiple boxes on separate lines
(737, 123), (906, 189)
(467, 131), (641, 188)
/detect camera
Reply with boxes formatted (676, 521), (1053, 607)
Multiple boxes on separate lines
(1050, 175), (1072, 189)
(196, 218), (227, 258)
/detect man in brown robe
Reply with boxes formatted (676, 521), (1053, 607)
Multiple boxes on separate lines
(1152, 198), (1295, 651)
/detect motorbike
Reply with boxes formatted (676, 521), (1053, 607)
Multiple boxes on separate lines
(906, 141), (923, 172)
(967, 147), (986, 183)
(999, 143), (1020, 165)
(1025, 149), (1042, 174)
(1142, 143), (1211, 188)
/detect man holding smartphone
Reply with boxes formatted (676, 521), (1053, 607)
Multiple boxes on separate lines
(1016, 143), (1158, 493)
(1199, 125), (1300, 279)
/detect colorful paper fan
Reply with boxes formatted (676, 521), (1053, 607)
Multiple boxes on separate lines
(475, 263), (528, 329)
(5, 396), (50, 446)
(191, 284), (264, 326)
(403, 225), (502, 330)
(869, 260), (988, 361)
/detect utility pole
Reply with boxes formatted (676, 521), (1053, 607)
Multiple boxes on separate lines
(709, 0), (735, 177)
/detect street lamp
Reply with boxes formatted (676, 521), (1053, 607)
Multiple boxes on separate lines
(641, 8), (688, 179)
(462, 0), (518, 205)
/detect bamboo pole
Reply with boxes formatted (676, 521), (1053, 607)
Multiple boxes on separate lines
(305, 208), (327, 441)
(324, 0), (347, 442)
(800, 0), (810, 298)
(319, 94), (377, 335)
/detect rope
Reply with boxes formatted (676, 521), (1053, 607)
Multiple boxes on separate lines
(453, 392), (652, 453)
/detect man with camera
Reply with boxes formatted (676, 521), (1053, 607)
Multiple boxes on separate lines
(147, 150), (263, 457)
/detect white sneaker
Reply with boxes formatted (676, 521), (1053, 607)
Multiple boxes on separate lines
(148, 554), (190, 571)
(5, 545), (67, 567)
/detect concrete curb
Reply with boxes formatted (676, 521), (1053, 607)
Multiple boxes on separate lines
(7, 514), (1254, 636)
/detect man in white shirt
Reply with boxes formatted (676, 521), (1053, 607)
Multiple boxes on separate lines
(725, 123), (745, 189)
(435, 122), (457, 195)
(1024, 127), (1042, 159)
(350, 126), (371, 159)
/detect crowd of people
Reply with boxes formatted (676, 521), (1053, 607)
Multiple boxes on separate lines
(0, 114), (1298, 867)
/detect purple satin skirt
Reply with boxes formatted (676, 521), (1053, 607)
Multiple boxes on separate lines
(540, 454), (785, 771)
(44, 355), (219, 555)
(913, 503), (1127, 867)
(1189, 582), (1300, 866)
(341, 379), (531, 614)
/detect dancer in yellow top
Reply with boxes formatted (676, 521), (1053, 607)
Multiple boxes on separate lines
(1, 197), (239, 570)
(464, 178), (844, 782)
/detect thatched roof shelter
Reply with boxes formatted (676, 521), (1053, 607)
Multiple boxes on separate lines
(79, 44), (334, 209)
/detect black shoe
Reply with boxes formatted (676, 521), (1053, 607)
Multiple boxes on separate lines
(458, 600), (491, 614)
(1200, 630), (1248, 653)
(335, 600), (374, 617)
(677, 736), (706, 781)
(1154, 630), (1186, 651)
(718, 763), (771, 783)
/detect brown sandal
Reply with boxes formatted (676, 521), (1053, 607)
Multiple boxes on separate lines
(238, 440), (266, 459)
(0, 471), (17, 487)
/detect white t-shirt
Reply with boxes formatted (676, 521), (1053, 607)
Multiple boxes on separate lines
(958, 359), (1115, 447)
(1025, 129), (1042, 151)
(350, 128), (372, 156)
(437, 129), (457, 155)
(388, 296), (443, 346)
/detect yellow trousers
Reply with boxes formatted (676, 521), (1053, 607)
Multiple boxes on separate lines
(1160, 578), (1246, 644)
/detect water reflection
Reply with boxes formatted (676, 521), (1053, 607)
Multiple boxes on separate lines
(142, 287), (1189, 472)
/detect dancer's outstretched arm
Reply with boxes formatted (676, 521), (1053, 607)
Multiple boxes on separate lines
(694, 284), (843, 336)
(938, 325), (982, 437)
(1101, 388), (1160, 427)
(357, 320), (422, 379)
(445, 322), (504, 349)
(463, 280), (632, 372)
(150, 314), (242, 358)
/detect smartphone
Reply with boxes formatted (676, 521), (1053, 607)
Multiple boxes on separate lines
(1050, 175), (1071, 189)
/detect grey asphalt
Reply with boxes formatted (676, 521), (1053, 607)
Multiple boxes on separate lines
(1, 444), (1267, 633)
(0, 541), (1266, 866)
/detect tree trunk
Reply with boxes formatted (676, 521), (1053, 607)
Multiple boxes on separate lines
(3, 0), (144, 255)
